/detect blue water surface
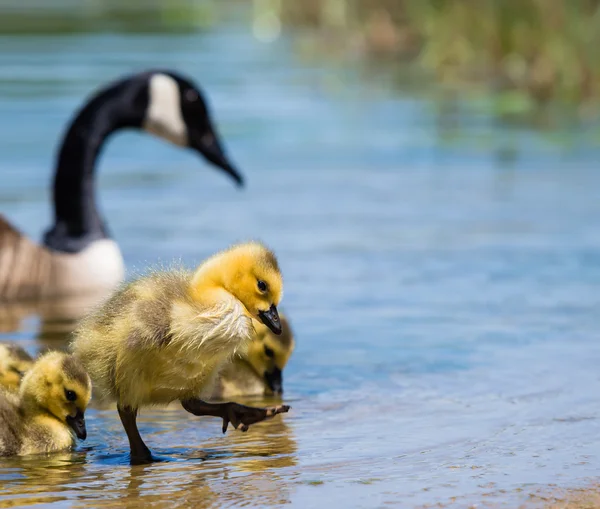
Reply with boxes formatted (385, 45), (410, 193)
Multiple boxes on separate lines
(0, 10), (599, 509)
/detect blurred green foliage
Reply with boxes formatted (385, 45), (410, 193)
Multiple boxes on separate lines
(3, 0), (600, 115)
(279, 0), (600, 112)
(0, 0), (216, 33)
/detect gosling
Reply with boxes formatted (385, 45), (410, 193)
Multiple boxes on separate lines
(71, 241), (290, 464)
(0, 351), (91, 456)
(0, 342), (34, 391)
(211, 314), (295, 399)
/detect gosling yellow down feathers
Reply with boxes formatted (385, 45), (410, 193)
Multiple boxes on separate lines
(0, 342), (34, 391)
(71, 241), (290, 464)
(0, 351), (91, 457)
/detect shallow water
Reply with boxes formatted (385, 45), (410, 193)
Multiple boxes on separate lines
(1, 8), (600, 509)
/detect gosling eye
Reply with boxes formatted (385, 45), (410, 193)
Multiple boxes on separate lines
(257, 280), (268, 292)
(9, 366), (23, 377)
(264, 346), (275, 358)
(65, 390), (77, 402)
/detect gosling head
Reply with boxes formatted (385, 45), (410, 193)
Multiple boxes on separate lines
(194, 242), (284, 334)
(20, 352), (91, 440)
(0, 343), (34, 391)
(247, 314), (295, 395)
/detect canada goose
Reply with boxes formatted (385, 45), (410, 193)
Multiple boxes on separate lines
(71, 241), (290, 464)
(211, 314), (295, 399)
(0, 70), (243, 303)
(0, 342), (34, 391)
(0, 351), (91, 456)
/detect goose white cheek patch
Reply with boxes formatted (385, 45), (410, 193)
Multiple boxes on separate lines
(143, 74), (188, 146)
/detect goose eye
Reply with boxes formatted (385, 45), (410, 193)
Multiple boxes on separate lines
(257, 280), (268, 292)
(264, 346), (275, 358)
(185, 89), (198, 102)
(201, 133), (214, 146)
(65, 390), (77, 402)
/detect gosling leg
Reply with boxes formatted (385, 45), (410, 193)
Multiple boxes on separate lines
(117, 405), (153, 465)
(181, 399), (290, 433)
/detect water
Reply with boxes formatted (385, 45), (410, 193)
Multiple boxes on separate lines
(1, 9), (600, 509)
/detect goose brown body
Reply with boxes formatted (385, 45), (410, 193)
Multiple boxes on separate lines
(0, 217), (123, 302)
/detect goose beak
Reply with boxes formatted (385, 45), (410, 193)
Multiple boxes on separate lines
(66, 409), (87, 440)
(258, 304), (282, 335)
(265, 367), (283, 394)
(193, 130), (244, 186)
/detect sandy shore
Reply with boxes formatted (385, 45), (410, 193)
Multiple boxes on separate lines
(412, 483), (600, 508)
(525, 483), (600, 509)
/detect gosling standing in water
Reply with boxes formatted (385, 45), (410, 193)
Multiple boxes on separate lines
(0, 351), (90, 456)
(0, 342), (34, 391)
(211, 314), (295, 399)
(71, 242), (290, 464)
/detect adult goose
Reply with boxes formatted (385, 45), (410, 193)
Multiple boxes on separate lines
(0, 70), (243, 303)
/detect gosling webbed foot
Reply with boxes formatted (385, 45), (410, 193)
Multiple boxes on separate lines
(220, 402), (291, 433)
(181, 399), (290, 433)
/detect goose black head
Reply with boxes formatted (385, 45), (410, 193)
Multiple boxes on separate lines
(44, 69), (244, 255)
(139, 71), (243, 186)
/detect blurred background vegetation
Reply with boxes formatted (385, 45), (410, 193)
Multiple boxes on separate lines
(281, 1), (600, 110)
(1, 0), (599, 125)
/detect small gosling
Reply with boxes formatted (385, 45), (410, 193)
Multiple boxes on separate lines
(0, 351), (91, 456)
(71, 241), (290, 464)
(0, 342), (34, 391)
(211, 314), (295, 399)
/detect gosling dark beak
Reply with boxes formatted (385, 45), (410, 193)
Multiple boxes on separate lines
(194, 129), (244, 186)
(66, 409), (87, 440)
(265, 367), (283, 394)
(258, 304), (282, 335)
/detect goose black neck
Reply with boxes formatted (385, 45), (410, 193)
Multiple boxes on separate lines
(43, 79), (146, 253)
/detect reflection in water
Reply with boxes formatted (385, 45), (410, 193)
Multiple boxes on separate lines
(0, 289), (110, 352)
(0, 411), (297, 509)
(0, 452), (86, 507)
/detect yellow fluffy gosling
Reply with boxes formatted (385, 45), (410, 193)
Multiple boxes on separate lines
(0, 351), (91, 456)
(71, 241), (290, 464)
(0, 342), (34, 391)
(211, 314), (295, 399)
